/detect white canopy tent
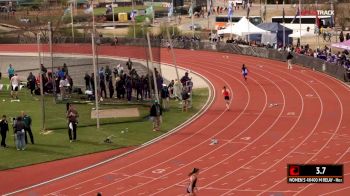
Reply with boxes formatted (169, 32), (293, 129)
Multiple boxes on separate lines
(288, 30), (315, 38)
(218, 17), (270, 36)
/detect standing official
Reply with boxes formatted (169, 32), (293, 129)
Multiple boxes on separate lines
(0, 115), (9, 148)
(22, 111), (34, 144)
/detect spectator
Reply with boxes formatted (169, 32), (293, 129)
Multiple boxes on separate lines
(27, 72), (36, 95)
(62, 63), (69, 75)
(100, 77), (107, 99)
(136, 76), (143, 101)
(108, 79), (114, 98)
(346, 33), (350, 41)
(84, 73), (91, 90)
(66, 74), (73, 94)
(0, 115), (9, 148)
(59, 76), (67, 99)
(181, 88), (190, 112)
(40, 64), (47, 75)
(126, 58), (133, 71)
(66, 103), (79, 143)
(22, 111), (34, 144)
(99, 67), (105, 82)
(180, 72), (190, 86)
(125, 75), (132, 102)
(105, 65), (112, 82)
(8, 64), (15, 80)
(10, 73), (20, 99)
(173, 79), (182, 100)
(150, 100), (162, 131)
(160, 84), (170, 110)
(168, 80), (175, 98)
(90, 73), (95, 93)
(340, 31), (344, 42)
(14, 116), (26, 150)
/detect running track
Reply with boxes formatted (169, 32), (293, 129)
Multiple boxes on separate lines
(1, 44), (350, 196)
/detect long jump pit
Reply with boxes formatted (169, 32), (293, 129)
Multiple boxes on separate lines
(91, 108), (140, 119)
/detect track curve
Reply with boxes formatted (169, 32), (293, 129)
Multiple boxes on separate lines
(1, 45), (350, 196)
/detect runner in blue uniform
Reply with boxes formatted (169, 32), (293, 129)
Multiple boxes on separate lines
(242, 64), (248, 81)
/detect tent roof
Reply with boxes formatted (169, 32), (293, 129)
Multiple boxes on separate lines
(218, 17), (269, 36)
(257, 23), (293, 33)
(288, 30), (315, 38)
(331, 40), (350, 50)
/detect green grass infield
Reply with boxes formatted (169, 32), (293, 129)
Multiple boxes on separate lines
(0, 78), (209, 170)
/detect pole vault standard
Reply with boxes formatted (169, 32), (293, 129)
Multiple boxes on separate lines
(146, 32), (159, 102)
(37, 33), (46, 132)
(166, 25), (180, 83)
(90, 0), (100, 129)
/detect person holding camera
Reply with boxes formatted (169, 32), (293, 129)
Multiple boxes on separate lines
(66, 103), (79, 143)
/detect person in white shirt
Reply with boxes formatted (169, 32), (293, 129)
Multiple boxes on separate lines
(10, 74), (20, 99)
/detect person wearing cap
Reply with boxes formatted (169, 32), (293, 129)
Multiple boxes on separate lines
(150, 100), (162, 131)
(187, 168), (199, 195)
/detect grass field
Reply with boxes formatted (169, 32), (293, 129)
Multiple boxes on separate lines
(0, 79), (209, 170)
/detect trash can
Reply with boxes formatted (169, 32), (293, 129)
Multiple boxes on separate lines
(118, 13), (128, 22)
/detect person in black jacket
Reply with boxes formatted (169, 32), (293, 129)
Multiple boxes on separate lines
(0, 115), (9, 148)
(84, 73), (91, 90)
(287, 52), (294, 70)
(150, 100), (162, 131)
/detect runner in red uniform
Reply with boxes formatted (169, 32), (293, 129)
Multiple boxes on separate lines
(222, 86), (230, 110)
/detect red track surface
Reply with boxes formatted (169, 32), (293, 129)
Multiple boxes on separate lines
(1, 45), (350, 196)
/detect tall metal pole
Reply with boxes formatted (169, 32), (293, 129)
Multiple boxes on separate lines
(166, 26), (180, 83)
(70, 2), (74, 43)
(48, 22), (56, 99)
(142, 26), (153, 98)
(152, 0), (155, 25)
(37, 33), (45, 131)
(330, 0), (335, 51)
(132, 0), (136, 38)
(92, 33), (100, 129)
(207, 0), (210, 30)
(299, 0), (302, 45)
(92, 1), (95, 34)
(283, 1), (286, 48)
(191, 0), (195, 37)
(111, 0), (116, 42)
(90, 1), (99, 129)
(146, 32), (159, 102)
(316, 0), (319, 48)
